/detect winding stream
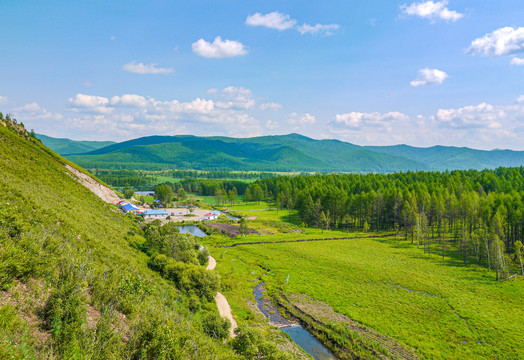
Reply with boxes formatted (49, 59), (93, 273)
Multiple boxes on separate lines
(253, 282), (337, 360)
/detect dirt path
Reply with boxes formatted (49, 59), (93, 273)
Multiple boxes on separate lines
(214, 292), (238, 338)
(206, 255), (237, 337)
(221, 233), (397, 247)
(206, 255), (216, 270)
(65, 164), (120, 204)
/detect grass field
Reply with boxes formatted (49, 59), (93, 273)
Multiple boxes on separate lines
(201, 201), (524, 360)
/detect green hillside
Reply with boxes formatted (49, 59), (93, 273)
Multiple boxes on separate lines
(366, 144), (524, 171)
(36, 133), (524, 173)
(36, 133), (116, 155)
(0, 117), (294, 359)
(67, 134), (427, 172)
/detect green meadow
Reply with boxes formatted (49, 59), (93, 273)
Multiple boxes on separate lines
(202, 203), (524, 360)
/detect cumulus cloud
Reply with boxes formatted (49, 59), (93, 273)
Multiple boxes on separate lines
(511, 57), (524, 66)
(297, 23), (340, 35)
(0, 96), (8, 105)
(516, 95), (524, 104)
(122, 61), (174, 75)
(192, 37), (248, 58)
(68, 94), (112, 114)
(111, 94), (150, 108)
(260, 102), (283, 111)
(246, 11), (296, 30)
(215, 86), (255, 110)
(332, 112), (409, 130)
(246, 11), (339, 36)
(62, 87), (272, 139)
(13, 102), (63, 121)
(467, 27), (524, 57)
(265, 120), (279, 130)
(434, 103), (505, 129)
(400, 1), (463, 22)
(287, 112), (316, 126)
(410, 68), (448, 87)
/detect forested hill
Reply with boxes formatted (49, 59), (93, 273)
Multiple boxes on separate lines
(40, 133), (524, 172)
(36, 133), (116, 155)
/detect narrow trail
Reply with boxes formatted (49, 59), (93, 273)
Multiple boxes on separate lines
(220, 233), (398, 247)
(207, 255), (237, 337)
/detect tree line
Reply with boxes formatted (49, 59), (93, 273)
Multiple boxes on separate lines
(244, 167), (524, 280)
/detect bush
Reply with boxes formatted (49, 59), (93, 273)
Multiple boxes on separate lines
(202, 312), (230, 340)
(231, 325), (291, 360)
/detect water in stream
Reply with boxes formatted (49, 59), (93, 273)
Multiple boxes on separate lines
(253, 282), (337, 360)
(222, 212), (240, 221)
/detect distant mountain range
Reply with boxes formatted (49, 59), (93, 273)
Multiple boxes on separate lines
(36, 134), (116, 155)
(36, 133), (524, 173)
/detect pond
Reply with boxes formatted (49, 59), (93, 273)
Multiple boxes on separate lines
(177, 225), (208, 237)
(253, 282), (337, 360)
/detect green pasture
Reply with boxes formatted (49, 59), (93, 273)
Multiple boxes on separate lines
(207, 232), (524, 360)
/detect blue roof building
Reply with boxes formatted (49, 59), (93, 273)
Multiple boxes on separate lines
(121, 203), (140, 213)
(141, 209), (169, 219)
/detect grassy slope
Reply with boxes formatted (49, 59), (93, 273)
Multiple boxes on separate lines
(36, 133), (115, 155)
(205, 201), (524, 360)
(0, 123), (238, 358)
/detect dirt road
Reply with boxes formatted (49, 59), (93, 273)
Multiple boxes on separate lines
(206, 255), (217, 270)
(207, 255), (237, 337)
(214, 292), (238, 338)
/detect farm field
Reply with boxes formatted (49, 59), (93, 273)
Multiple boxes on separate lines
(201, 204), (524, 360)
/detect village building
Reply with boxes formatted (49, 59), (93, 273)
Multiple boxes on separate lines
(141, 209), (169, 219)
(121, 203), (140, 214)
(135, 191), (155, 197)
(203, 212), (219, 220)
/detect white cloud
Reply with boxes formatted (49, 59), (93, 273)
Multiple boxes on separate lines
(288, 112), (316, 125)
(517, 95), (524, 104)
(260, 102), (283, 111)
(246, 11), (339, 36)
(401, 1), (463, 22)
(332, 112), (409, 130)
(214, 86), (255, 110)
(245, 11), (296, 31)
(511, 57), (524, 66)
(0, 96), (8, 105)
(122, 61), (174, 75)
(192, 37), (248, 58)
(265, 120), (279, 130)
(468, 27), (524, 57)
(434, 103), (505, 129)
(68, 94), (112, 114)
(297, 23), (340, 35)
(13, 102), (62, 121)
(111, 94), (150, 108)
(410, 68), (448, 87)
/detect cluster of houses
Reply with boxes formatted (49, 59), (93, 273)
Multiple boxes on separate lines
(116, 200), (222, 221)
(117, 200), (169, 219)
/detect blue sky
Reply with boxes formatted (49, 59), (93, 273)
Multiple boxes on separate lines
(1, 0), (523, 149)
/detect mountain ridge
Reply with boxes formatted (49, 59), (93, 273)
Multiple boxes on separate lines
(37, 133), (524, 172)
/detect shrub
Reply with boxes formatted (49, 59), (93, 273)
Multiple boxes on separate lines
(202, 312), (230, 340)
